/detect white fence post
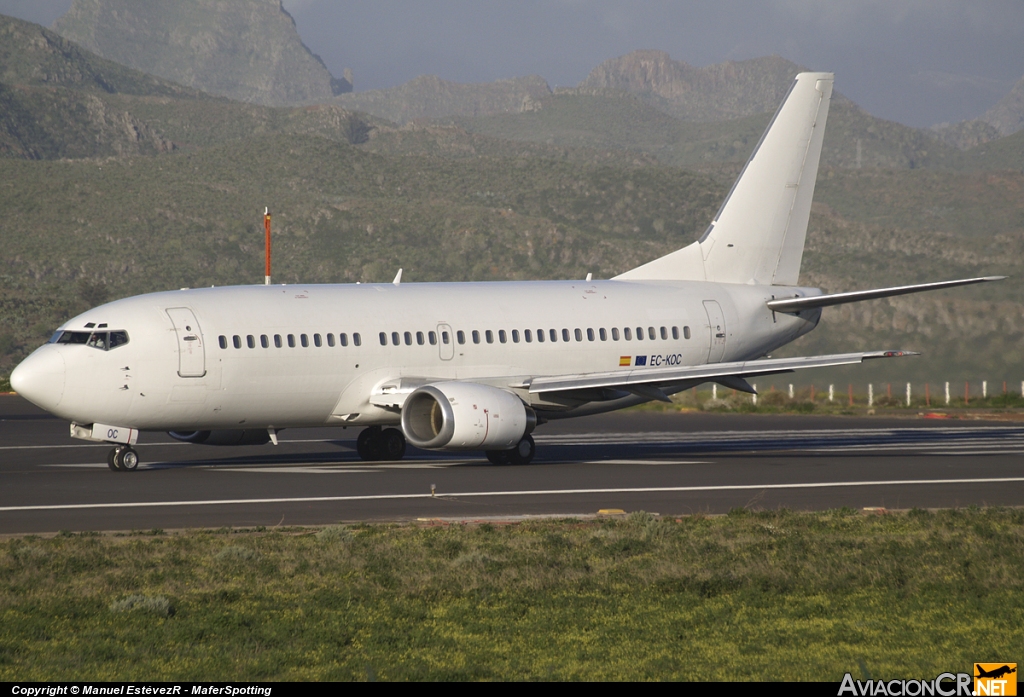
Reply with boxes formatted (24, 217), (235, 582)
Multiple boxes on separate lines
(983, 380), (987, 399)
(945, 382), (950, 405)
(906, 382), (911, 407)
(868, 384), (873, 407)
(829, 384), (834, 403)
(712, 384), (717, 400)
(788, 384), (794, 399)
(752, 384), (757, 405)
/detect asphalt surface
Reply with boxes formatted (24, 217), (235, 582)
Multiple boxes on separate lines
(1, 394), (1023, 534)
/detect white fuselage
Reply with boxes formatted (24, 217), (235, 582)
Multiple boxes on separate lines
(19, 279), (820, 432)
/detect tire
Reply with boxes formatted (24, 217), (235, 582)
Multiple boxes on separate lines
(380, 428), (407, 461)
(485, 450), (511, 465)
(356, 426), (382, 461)
(120, 447), (140, 471)
(107, 448), (120, 472)
(507, 434), (535, 465)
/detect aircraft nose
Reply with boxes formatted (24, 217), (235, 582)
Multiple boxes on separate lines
(10, 346), (66, 412)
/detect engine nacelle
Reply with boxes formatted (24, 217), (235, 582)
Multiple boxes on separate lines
(401, 382), (535, 450)
(167, 429), (271, 446)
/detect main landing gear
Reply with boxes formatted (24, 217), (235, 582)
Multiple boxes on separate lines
(486, 434), (535, 466)
(107, 445), (140, 472)
(356, 426), (407, 461)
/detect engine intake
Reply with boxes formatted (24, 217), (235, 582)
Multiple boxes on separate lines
(167, 429), (271, 446)
(401, 382), (534, 450)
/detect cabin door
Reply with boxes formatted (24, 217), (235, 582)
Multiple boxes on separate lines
(702, 300), (727, 363)
(437, 323), (454, 361)
(166, 307), (207, 377)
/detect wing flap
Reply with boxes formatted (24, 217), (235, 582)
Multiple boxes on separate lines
(528, 350), (917, 394)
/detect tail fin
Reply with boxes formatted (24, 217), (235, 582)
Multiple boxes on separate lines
(615, 72), (833, 285)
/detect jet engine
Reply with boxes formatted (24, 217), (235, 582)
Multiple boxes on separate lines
(401, 382), (535, 450)
(167, 429), (271, 446)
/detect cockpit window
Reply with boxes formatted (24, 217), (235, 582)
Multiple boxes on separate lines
(52, 330), (129, 350)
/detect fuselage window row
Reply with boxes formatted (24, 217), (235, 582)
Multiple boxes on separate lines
(217, 326), (690, 351)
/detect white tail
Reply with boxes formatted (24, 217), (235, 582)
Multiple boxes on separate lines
(615, 72), (833, 286)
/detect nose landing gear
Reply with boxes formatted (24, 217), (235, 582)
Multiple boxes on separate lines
(107, 445), (140, 471)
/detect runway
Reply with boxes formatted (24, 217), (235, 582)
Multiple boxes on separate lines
(1, 394), (1022, 534)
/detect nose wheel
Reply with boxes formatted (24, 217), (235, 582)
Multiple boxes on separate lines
(107, 445), (140, 471)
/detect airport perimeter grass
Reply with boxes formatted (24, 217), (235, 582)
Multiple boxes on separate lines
(1, 508), (1022, 681)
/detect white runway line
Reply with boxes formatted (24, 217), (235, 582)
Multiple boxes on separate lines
(4, 476), (1024, 513)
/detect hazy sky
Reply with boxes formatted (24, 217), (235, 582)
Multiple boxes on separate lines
(3, 0), (1023, 127)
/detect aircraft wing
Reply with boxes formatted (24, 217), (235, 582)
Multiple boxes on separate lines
(766, 276), (1005, 313)
(523, 350), (916, 396)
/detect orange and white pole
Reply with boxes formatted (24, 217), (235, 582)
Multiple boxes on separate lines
(264, 207), (271, 285)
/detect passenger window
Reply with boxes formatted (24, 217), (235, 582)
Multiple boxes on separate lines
(247, 335), (255, 349)
(327, 334), (335, 347)
(624, 328), (631, 341)
(353, 333), (362, 346)
(648, 327), (656, 340)
(404, 331), (412, 346)
(109, 331), (129, 349)
(219, 335), (227, 349)
(587, 328), (595, 341)
(339, 333), (348, 347)
(512, 330), (520, 343)
(562, 329), (570, 342)
(287, 334), (296, 348)
(261, 335), (269, 348)
(457, 330), (466, 345)
(442, 331), (450, 345)
(416, 331), (424, 346)
(472, 330), (480, 344)
(233, 335), (241, 349)
(636, 327), (644, 341)
(314, 333), (322, 347)
(574, 328), (582, 342)
(660, 327), (667, 340)
(550, 329), (558, 342)
(428, 331), (436, 345)
(671, 326), (679, 340)
(391, 332), (400, 346)
(683, 326), (691, 340)
(379, 332), (387, 346)
(301, 334), (309, 348)
(485, 330), (493, 344)
(499, 330), (507, 344)
(599, 328), (607, 341)
(274, 334), (283, 348)
(611, 328), (619, 341)
(537, 329), (545, 343)
(525, 329), (532, 343)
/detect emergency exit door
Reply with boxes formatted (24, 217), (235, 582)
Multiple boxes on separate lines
(703, 300), (727, 363)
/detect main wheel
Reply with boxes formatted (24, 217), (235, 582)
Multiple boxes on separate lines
(119, 447), (140, 471)
(485, 450), (511, 465)
(380, 428), (407, 461)
(356, 426), (383, 461)
(107, 447), (120, 472)
(507, 434), (535, 465)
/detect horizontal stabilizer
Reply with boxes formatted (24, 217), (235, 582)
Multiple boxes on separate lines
(528, 350), (917, 394)
(766, 276), (1006, 313)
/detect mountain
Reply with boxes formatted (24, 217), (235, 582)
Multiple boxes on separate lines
(332, 74), (552, 124)
(980, 74), (1024, 137)
(577, 51), (844, 121)
(52, 0), (350, 107)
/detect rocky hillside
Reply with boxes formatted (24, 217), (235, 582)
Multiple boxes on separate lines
(577, 51), (842, 121)
(980, 74), (1024, 137)
(333, 74), (552, 124)
(52, 0), (350, 106)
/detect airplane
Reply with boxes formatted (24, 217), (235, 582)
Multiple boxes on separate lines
(9, 72), (1003, 471)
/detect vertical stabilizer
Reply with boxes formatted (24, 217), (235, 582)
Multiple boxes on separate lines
(615, 72), (833, 285)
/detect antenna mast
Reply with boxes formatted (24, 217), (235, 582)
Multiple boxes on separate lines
(264, 207), (271, 285)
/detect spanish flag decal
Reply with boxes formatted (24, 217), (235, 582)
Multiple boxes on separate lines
(619, 356), (631, 366)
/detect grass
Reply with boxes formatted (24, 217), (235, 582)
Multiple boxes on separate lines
(1, 509), (1022, 680)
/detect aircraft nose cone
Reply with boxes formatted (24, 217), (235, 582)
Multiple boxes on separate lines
(10, 346), (66, 412)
